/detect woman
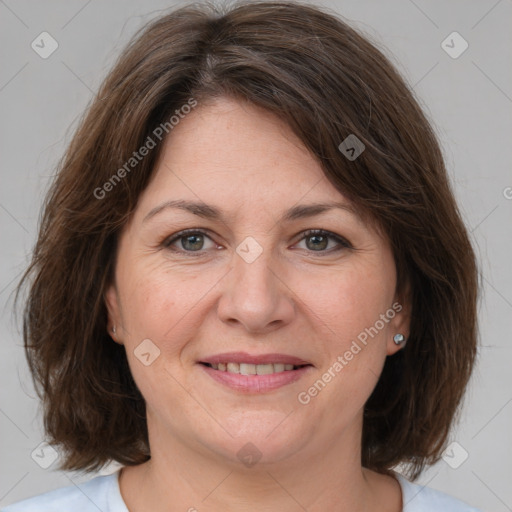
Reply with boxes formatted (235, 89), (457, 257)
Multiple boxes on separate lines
(6, 1), (481, 510)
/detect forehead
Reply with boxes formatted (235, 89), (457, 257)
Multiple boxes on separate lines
(139, 97), (351, 215)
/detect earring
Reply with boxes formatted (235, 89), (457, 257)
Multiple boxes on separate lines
(393, 333), (405, 345)
(112, 326), (116, 334)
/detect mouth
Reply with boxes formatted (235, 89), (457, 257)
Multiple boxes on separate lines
(199, 362), (310, 375)
(197, 352), (314, 393)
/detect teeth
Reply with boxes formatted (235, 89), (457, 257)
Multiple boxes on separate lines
(208, 362), (302, 374)
(240, 363), (256, 375)
(256, 364), (274, 375)
(227, 362), (239, 373)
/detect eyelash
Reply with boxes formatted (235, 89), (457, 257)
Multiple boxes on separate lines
(161, 228), (352, 257)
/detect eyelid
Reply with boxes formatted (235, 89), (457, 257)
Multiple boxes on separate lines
(297, 229), (352, 250)
(162, 228), (216, 252)
(161, 228), (352, 255)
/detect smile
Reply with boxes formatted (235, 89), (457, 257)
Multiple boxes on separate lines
(203, 362), (305, 374)
(197, 352), (313, 393)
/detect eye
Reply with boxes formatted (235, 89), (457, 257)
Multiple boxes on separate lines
(162, 229), (217, 254)
(162, 228), (351, 257)
(294, 229), (351, 254)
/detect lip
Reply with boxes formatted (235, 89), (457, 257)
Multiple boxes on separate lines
(198, 363), (313, 393)
(199, 352), (312, 366)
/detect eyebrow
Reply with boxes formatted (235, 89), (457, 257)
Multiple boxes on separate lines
(142, 199), (357, 224)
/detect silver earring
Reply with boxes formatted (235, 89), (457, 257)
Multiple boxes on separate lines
(393, 333), (405, 345)
(112, 326), (116, 334)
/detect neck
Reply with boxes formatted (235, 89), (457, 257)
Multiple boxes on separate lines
(118, 416), (400, 511)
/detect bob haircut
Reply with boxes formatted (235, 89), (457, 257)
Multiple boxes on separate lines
(16, 0), (478, 480)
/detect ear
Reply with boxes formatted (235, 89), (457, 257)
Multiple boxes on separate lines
(104, 283), (124, 345)
(386, 282), (411, 356)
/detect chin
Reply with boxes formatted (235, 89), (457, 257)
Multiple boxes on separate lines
(200, 409), (313, 467)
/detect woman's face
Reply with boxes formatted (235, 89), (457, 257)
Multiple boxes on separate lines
(106, 96), (409, 468)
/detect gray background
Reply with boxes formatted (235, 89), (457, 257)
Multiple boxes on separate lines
(1, 0), (511, 510)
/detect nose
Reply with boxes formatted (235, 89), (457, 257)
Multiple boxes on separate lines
(216, 243), (296, 334)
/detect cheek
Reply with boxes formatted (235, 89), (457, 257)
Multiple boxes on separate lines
(120, 263), (207, 341)
(117, 270), (198, 409)
(292, 259), (396, 407)
(297, 261), (395, 346)
(116, 262), (224, 396)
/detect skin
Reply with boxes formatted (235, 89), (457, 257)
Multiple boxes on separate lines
(105, 96), (410, 512)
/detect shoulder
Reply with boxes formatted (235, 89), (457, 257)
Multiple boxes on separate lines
(396, 474), (483, 512)
(1, 471), (127, 512)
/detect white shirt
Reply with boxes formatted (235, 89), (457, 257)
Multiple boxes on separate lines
(1, 470), (483, 511)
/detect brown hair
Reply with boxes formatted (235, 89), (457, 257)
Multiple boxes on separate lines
(15, 0), (478, 480)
